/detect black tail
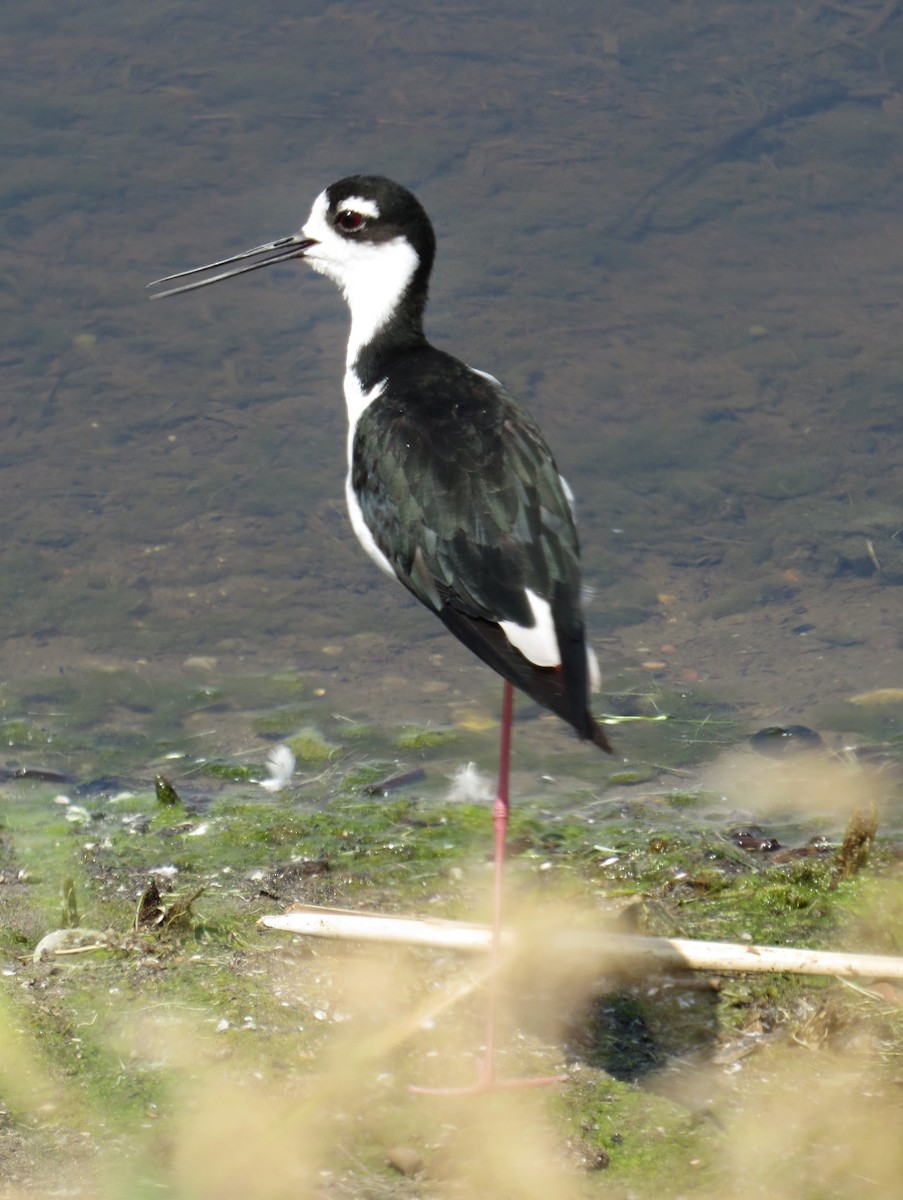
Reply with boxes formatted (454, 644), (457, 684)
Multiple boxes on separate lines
(586, 712), (614, 754)
(437, 607), (613, 754)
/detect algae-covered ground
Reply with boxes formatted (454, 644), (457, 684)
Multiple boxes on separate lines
(0, 665), (901, 1199)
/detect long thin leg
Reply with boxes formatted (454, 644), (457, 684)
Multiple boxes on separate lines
(410, 682), (566, 1095)
(482, 678), (513, 1083)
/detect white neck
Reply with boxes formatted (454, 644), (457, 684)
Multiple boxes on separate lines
(343, 370), (386, 430)
(301, 192), (420, 370)
(337, 238), (419, 368)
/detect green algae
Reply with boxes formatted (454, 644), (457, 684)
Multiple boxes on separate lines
(194, 761), (259, 781)
(5, 752), (900, 1199)
(395, 725), (460, 750)
(1, 705), (901, 1200)
(606, 768), (659, 786)
(251, 705), (317, 736)
(0, 719), (53, 749)
(287, 725), (342, 762)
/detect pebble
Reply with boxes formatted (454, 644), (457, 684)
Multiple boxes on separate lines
(749, 725), (823, 756)
(386, 1147), (423, 1177)
(183, 655), (217, 671)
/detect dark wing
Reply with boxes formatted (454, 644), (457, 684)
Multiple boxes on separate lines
(351, 349), (610, 750)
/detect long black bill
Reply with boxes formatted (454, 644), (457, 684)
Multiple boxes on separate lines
(147, 234), (317, 299)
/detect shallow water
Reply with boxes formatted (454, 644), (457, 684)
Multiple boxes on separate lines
(2, 0), (902, 834)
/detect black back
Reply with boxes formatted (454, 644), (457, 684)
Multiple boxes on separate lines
(351, 345), (611, 750)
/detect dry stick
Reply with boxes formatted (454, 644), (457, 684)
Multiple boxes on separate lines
(261, 905), (903, 981)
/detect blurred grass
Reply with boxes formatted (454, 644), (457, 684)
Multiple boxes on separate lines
(0, 662), (901, 1197)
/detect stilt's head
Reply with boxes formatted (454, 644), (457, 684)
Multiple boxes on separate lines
(148, 175), (435, 309)
(147, 174), (436, 361)
(300, 175), (435, 293)
(299, 176), (435, 355)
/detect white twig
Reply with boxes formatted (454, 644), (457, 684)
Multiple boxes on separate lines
(260, 906), (903, 980)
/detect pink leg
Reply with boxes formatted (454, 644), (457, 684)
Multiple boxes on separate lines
(482, 678), (513, 1083)
(410, 682), (567, 1095)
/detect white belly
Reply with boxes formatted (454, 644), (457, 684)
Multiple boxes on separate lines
(345, 470), (395, 578)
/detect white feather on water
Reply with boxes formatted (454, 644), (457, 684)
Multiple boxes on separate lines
(260, 744), (296, 792)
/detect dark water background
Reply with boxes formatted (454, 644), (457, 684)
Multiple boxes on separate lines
(2, 0), (902, 811)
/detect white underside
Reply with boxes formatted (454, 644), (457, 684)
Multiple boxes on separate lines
(499, 589), (559, 667)
(344, 369), (386, 428)
(500, 588), (600, 691)
(344, 374), (395, 578)
(345, 471), (396, 579)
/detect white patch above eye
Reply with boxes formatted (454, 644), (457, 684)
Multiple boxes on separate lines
(338, 195), (380, 220)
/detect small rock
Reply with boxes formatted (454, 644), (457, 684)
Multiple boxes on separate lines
(582, 1146), (610, 1171)
(386, 1146), (423, 1177)
(870, 981), (903, 1007)
(732, 829), (780, 852)
(749, 725), (823, 756)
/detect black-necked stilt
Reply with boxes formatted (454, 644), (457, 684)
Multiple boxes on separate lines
(150, 175), (613, 1091)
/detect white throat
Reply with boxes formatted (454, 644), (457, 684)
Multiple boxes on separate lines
(302, 191), (419, 370)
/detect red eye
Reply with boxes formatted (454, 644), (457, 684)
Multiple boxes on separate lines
(336, 210), (364, 231)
